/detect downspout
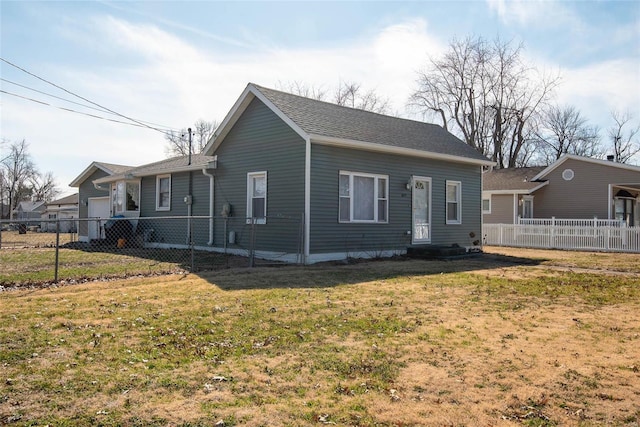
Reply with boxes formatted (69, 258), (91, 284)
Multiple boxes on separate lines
(304, 136), (311, 264)
(607, 184), (613, 220)
(202, 167), (215, 245)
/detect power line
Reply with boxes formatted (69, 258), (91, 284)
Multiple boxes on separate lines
(1, 89), (175, 131)
(0, 77), (178, 131)
(0, 57), (176, 135)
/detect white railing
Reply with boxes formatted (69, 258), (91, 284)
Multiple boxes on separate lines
(518, 216), (625, 228)
(484, 221), (640, 253)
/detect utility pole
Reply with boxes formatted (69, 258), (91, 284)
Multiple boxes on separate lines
(188, 127), (192, 165)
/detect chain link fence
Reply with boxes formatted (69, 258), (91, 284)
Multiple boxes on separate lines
(0, 215), (304, 287)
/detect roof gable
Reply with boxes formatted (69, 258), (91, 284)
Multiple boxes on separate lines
(205, 83), (493, 166)
(532, 154), (640, 181)
(13, 200), (46, 213)
(69, 161), (134, 187)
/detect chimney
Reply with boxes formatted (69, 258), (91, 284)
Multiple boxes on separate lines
(607, 155), (615, 162)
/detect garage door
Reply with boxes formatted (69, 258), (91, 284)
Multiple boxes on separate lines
(88, 196), (110, 240)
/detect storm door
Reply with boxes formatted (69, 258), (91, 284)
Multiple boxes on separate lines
(412, 176), (431, 244)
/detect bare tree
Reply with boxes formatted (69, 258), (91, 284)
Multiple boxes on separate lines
(30, 171), (59, 202)
(532, 104), (602, 164)
(278, 80), (391, 114)
(608, 110), (640, 164)
(276, 80), (327, 101)
(0, 139), (37, 219)
(164, 119), (218, 157)
(333, 81), (391, 114)
(409, 36), (559, 168)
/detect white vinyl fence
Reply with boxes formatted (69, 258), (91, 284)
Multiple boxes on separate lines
(483, 218), (640, 253)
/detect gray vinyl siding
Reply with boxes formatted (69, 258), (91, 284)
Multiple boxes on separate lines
(534, 159), (640, 219)
(78, 169), (111, 237)
(212, 97), (306, 252)
(137, 172), (212, 246)
(309, 144), (482, 255)
(483, 194), (515, 224)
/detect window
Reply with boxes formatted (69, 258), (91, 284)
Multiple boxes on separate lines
(156, 175), (171, 211)
(482, 197), (491, 214)
(339, 171), (388, 223)
(112, 180), (140, 214)
(247, 172), (267, 224)
(522, 196), (534, 218)
(562, 168), (574, 181)
(446, 181), (462, 224)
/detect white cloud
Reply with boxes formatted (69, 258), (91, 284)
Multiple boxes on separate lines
(3, 16), (445, 195)
(486, 0), (580, 29)
(8, 8), (637, 197)
(556, 58), (640, 126)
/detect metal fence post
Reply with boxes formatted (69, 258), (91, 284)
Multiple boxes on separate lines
(190, 216), (195, 272)
(54, 219), (61, 283)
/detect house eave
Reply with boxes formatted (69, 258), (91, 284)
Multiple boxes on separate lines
(70, 162), (119, 187)
(483, 181), (548, 195)
(532, 154), (640, 181)
(309, 134), (495, 167)
(92, 164), (210, 185)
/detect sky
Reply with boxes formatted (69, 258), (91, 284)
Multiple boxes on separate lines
(1, 0), (639, 197)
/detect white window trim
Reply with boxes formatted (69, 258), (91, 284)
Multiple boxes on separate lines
(247, 171), (267, 224)
(112, 180), (141, 214)
(156, 174), (171, 211)
(482, 195), (491, 214)
(446, 180), (462, 225)
(338, 170), (389, 223)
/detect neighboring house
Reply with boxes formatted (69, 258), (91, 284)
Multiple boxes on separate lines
(41, 193), (79, 232)
(69, 162), (134, 241)
(72, 83), (493, 263)
(483, 154), (640, 225)
(1, 204), (11, 220)
(12, 200), (46, 221)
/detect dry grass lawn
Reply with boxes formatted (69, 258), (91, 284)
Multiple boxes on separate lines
(1, 247), (639, 426)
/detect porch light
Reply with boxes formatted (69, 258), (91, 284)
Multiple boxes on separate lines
(406, 178), (413, 190)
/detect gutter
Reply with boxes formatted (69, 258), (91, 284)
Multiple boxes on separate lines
(93, 182), (110, 192)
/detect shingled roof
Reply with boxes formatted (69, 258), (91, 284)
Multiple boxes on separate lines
(92, 153), (217, 184)
(482, 166), (547, 192)
(69, 161), (134, 187)
(207, 83), (493, 165)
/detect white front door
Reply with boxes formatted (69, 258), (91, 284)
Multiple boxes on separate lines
(88, 196), (110, 240)
(412, 176), (431, 244)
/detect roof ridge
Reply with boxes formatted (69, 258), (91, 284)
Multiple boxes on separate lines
(251, 83), (443, 129)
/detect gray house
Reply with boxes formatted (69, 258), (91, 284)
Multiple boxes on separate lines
(483, 154), (640, 225)
(72, 83), (493, 263)
(70, 161), (134, 241)
(12, 200), (46, 221)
